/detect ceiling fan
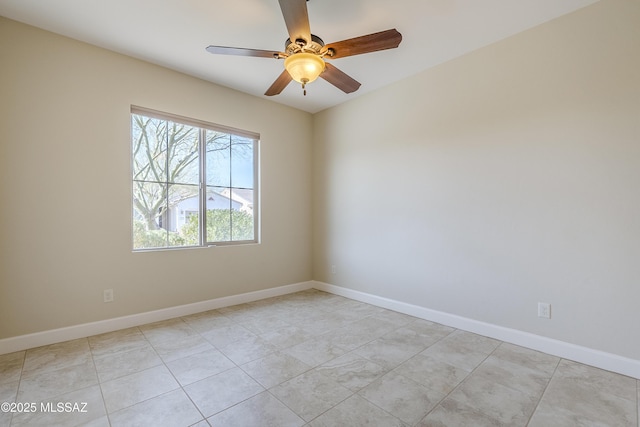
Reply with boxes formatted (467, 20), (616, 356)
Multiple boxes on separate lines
(206, 0), (402, 96)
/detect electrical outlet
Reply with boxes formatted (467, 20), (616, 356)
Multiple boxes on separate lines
(104, 289), (114, 303)
(331, 265), (336, 274)
(538, 302), (551, 319)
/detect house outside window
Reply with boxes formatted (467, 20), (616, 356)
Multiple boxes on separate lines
(131, 106), (258, 250)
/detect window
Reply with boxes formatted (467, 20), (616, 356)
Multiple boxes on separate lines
(131, 106), (258, 250)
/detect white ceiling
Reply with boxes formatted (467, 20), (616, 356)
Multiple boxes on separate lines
(0, 0), (598, 113)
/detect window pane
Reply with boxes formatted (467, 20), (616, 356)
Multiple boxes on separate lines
(132, 182), (169, 249)
(231, 135), (254, 189)
(206, 131), (231, 187)
(231, 189), (254, 241)
(168, 122), (199, 185)
(132, 115), (167, 183)
(206, 187), (231, 242)
(168, 184), (200, 246)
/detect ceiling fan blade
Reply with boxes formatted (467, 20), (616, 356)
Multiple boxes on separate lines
(265, 69), (293, 96)
(206, 45), (282, 59)
(278, 0), (311, 45)
(323, 29), (402, 59)
(320, 63), (361, 94)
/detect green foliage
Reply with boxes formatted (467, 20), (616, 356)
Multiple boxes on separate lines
(132, 220), (188, 249)
(180, 209), (254, 243)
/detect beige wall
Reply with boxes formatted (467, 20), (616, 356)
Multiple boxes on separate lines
(0, 17), (313, 339)
(313, 0), (640, 360)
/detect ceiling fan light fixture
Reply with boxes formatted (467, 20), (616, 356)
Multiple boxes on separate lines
(284, 52), (325, 86)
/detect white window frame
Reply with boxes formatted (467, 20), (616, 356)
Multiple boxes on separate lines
(131, 106), (260, 251)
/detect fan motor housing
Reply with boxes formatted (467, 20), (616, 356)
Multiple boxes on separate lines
(285, 34), (325, 55)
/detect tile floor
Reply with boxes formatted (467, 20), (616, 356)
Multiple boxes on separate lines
(0, 289), (638, 426)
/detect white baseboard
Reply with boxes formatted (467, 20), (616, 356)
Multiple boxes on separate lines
(0, 281), (314, 355)
(313, 281), (640, 380)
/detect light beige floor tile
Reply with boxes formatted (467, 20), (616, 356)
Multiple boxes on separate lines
(529, 363), (638, 427)
(139, 318), (199, 346)
(325, 307), (372, 323)
(108, 389), (203, 427)
(252, 299), (295, 313)
(314, 352), (387, 392)
(270, 306), (312, 319)
(238, 315), (291, 335)
(10, 384), (106, 427)
(418, 398), (502, 427)
(554, 359), (637, 399)
(260, 325), (314, 350)
(529, 403), (635, 427)
(81, 416), (111, 427)
(354, 335), (425, 370)
(491, 343), (559, 377)
(420, 330), (499, 372)
(278, 305), (332, 322)
(283, 335), (348, 367)
(267, 306), (323, 324)
(240, 351), (310, 388)
(215, 303), (259, 322)
(166, 348), (235, 386)
(471, 355), (553, 398)
(345, 316), (398, 338)
(151, 334), (215, 362)
(308, 394), (407, 427)
(359, 371), (443, 425)
(292, 315), (352, 336)
(100, 365), (179, 413)
(18, 359), (98, 402)
(93, 343), (162, 382)
(88, 327), (148, 357)
(330, 299), (384, 317)
(281, 289), (328, 302)
(200, 324), (256, 348)
(306, 295), (351, 312)
(0, 408), (10, 427)
(0, 381), (19, 427)
(217, 335), (278, 365)
(207, 391), (304, 427)
(184, 367), (264, 417)
(291, 300), (342, 324)
(270, 370), (352, 421)
(23, 339), (91, 375)
(0, 381), (18, 402)
(319, 326), (378, 352)
(371, 309), (418, 327)
(443, 330), (501, 353)
(394, 353), (470, 395)
(443, 373), (539, 425)
(390, 319), (455, 345)
(181, 310), (233, 333)
(0, 351), (24, 385)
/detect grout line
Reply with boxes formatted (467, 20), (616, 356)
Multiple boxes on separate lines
(87, 336), (111, 427)
(5, 351), (26, 427)
(415, 331), (501, 424)
(525, 355), (562, 426)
